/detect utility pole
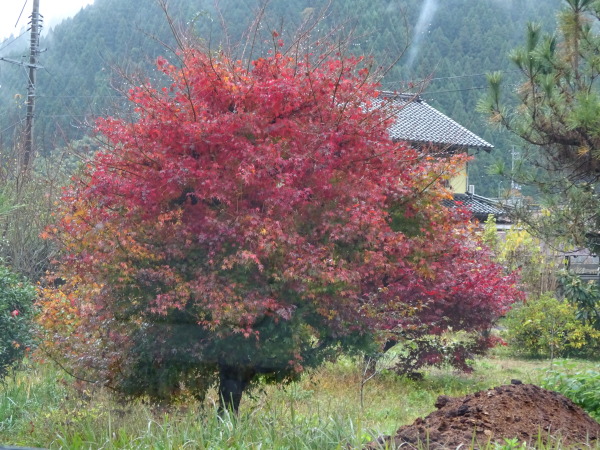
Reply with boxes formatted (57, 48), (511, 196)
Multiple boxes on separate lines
(0, 0), (43, 173)
(510, 146), (521, 193)
(23, 0), (42, 171)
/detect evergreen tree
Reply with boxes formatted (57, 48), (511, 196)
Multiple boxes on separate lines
(479, 0), (600, 249)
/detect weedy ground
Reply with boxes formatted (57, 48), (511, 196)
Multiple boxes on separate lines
(0, 351), (598, 449)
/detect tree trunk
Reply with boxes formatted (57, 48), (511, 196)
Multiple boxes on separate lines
(363, 338), (398, 375)
(218, 364), (256, 414)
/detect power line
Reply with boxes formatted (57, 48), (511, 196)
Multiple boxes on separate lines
(0, 0), (30, 53)
(427, 70), (520, 82)
(16, 0), (29, 28)
(37, 94), (124, 99)
(36, 114), (93, 118)
(382, 69), (521, 90)
(0, 30), (29, 53)
(425, 82), (521, 97)
(0, 119), (24, 135)
(425, 86), (488, 95)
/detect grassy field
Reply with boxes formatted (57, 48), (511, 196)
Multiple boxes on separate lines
(1, 351), (598, 449)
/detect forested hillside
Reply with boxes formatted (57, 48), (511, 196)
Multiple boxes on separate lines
(0, 0), (563, 196)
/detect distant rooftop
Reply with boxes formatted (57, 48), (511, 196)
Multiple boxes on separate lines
(443, 193), (510, 222)
(379, 92), (494, 151)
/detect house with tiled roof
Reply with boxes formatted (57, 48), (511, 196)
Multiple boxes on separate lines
(381, 93), (599, 278)
(384, 92), (493, 152)
(381, 92), (510, 224)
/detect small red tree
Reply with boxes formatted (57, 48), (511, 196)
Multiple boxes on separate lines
(40, 46), (520, 411)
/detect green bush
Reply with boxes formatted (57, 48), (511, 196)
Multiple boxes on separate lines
(0, 264), (36, 379)
(503, 293), (600, 359)
(558, 270), (600, 330)
(541, 361), (600, 421)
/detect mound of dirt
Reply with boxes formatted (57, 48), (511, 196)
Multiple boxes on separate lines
(368, 381), (600, 449)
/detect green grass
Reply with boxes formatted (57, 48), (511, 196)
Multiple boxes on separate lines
(0, 354), (598, 449)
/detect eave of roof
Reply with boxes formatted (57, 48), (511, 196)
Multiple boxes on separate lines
(379, 92), (494, 151)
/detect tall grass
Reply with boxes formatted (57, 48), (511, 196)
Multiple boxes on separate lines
(0, 355), (597, 449)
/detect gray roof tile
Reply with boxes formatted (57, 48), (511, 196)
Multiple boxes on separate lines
(379, 92), (494, 150)
(443, 193), (509, 221)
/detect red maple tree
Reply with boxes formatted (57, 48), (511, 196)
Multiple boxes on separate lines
(40, 47), (521, 411)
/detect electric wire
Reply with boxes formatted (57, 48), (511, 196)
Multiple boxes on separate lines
(0, 30), (29, 53)
(425, 86), (488, 96)
(0, 119), (24, 135)
(0, 0), (31, 54)
(15, 0), (29, 28)
(27, 69), (516, 99)
(382, 69), (520, 87)
(381, 69), (522, 94)
(427, 70), (520, 82)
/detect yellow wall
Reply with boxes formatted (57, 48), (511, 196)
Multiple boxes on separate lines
(449, 163), (467, 193)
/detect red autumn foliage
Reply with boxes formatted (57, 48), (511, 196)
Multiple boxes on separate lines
(40, 46), (521, 410)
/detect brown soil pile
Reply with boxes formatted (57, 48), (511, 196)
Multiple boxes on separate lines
(368, 381), (600, 449)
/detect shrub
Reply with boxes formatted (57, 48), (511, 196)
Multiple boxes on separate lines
(481, 217), (561, 296)
(392, 330), (496, 378)
(502, 293), (600, 359)
(541, 361), (600, 421)
(558, 269), (600, 330)
(0, 264), (36, 379)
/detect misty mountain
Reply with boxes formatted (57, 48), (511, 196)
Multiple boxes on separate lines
(0, 0), (564, 196)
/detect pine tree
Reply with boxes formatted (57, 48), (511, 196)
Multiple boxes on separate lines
(479, 0), (600, 249)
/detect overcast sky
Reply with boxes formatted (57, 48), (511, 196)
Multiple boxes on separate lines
(0, 0), (94, 42)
